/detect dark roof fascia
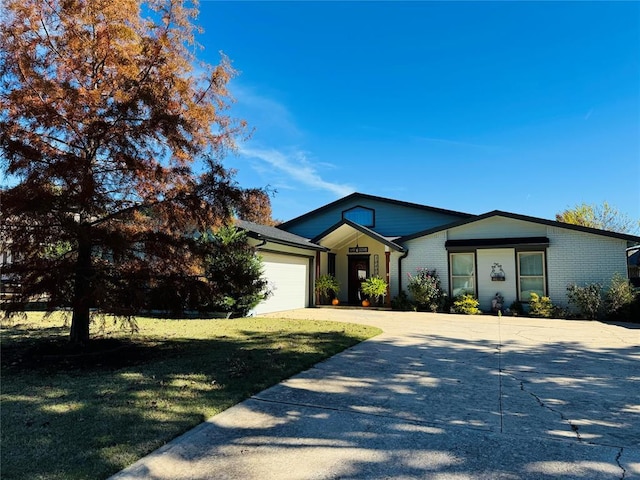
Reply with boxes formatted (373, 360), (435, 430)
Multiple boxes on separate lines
(278, 192), (473, 229)
(399, 210), (640, 243)
(236, 220), (327, 252)
(398, 215), (488, 242)
(445, 237), (550, 249)
(311, 218), (406, 252)
(246, 231), (327, 251)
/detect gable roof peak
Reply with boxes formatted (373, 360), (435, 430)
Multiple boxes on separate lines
(279, 191), (472, 229)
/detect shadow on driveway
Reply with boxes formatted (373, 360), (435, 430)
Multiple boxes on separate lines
(110, 311), (640, 480)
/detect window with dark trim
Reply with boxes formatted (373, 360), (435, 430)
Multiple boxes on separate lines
(517, 251), (546, 301)
(328, 253), (336, 277)
(342, 206), (375, 227)
(450, 252), (475, 297)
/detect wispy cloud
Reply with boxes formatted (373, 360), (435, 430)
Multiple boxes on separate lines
(229, 82), (354, 197)
(584, 108), (593, 120)
(230, 82), (302, 139)
(240, 146), (355, 197)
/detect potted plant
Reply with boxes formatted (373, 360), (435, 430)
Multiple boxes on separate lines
(360, 276), (388, 306)
(315, 274), (340, 305)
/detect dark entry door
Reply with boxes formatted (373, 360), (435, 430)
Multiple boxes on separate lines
(348, 255), (370, 304)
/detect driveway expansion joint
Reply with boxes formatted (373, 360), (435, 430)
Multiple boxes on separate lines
(497, 316), (504, 434)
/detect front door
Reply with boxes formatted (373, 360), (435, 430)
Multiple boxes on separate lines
(348, 255), (370, 304)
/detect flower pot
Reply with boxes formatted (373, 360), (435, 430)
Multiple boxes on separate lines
(362, 299), (370, 307)
(332, 298), (340, 306)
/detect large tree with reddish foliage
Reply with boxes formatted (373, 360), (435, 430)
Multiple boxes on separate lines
(0, 0), (258, 345)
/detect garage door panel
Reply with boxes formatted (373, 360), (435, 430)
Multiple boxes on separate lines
(252, 253), (309, 315)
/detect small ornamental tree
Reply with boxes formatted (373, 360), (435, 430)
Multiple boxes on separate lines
(0, 0), (261, 345)
(407, 268), (444, 312)
(604, 273), (638, 321)
(566, 282), (603, 320)
(201, 226), (270, 317)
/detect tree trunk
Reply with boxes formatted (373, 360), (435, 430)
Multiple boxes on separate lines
(70, 238), (92, 346)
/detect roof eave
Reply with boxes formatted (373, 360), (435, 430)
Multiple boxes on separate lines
(399, 210), (640, 243)
(312, 219), (406, 252)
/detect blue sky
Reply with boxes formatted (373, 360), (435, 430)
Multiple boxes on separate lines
(197, 1), (639, 224)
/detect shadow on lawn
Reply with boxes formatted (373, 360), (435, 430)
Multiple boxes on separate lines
(0, 326), (368, 480)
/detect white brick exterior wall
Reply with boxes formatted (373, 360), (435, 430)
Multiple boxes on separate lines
(391, 224), (630, 310)
(546, 226), (628, 307)
(398, 232), (449, 297)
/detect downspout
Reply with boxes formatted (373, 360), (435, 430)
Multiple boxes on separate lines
(398, 249), (409, 292)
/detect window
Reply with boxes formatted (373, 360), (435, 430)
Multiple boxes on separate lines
(450, 252), (475, 297)
(343, 206), (374, 227)
(328, 253), (336, 277)
(518, 251), (545, 301)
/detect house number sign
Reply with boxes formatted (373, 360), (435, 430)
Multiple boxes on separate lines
(349, 246), (368, 253)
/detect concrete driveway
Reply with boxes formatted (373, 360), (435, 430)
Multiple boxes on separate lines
(111, 309), (639, 480)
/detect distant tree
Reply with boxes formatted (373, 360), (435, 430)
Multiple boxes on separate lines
(0, 0), (260, 345)
(237, 189), (280, 226)
(556, 202), (640, 235)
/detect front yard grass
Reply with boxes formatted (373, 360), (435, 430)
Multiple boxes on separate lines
(1, 312), (381, 480)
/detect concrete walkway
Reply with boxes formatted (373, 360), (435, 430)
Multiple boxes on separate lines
(110, 309), (639, 479)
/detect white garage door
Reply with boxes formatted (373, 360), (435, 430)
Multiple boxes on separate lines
(251, 252), (310, 315)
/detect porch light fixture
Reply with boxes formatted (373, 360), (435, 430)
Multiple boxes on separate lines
(348, 232), (368, 253)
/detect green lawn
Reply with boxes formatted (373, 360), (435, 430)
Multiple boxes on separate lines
(1, 312), (381, 480)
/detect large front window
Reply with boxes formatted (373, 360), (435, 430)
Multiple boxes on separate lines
(450, 252), (475, 297)
(518, 251), (545, 301)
